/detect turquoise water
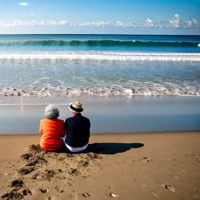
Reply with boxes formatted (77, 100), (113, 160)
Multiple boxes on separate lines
(0, 35), (199, 134)
(0, 34), (200, 52)
(0, 34), (200, 97)
(0, 60), (199, 96)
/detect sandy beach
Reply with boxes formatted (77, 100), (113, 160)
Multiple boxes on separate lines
(0, 9), (200, 200)
(0, 131), (199, 200)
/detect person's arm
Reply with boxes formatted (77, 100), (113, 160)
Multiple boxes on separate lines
(88, 120), (91, 138)
(60, 119), (67, 137)
(63, 119), (68, 131)
(39, 121), (43, 134)
(60, 129), (66, 137)
(60, 121), (66, 137)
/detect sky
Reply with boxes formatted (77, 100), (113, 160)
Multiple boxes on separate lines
(0, 0), (200, 34)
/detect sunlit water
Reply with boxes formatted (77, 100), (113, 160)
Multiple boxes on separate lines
(0, 34), (199, 97)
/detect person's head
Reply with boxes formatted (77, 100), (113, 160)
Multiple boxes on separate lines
(68, 101), (83, 114)
(44, 104), (59, 119)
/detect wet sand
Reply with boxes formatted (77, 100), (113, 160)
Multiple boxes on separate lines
(0, 96), (200, 134)
(0, 131), (200, 200)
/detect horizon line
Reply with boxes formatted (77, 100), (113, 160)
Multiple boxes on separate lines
(0, 33), (199, 36)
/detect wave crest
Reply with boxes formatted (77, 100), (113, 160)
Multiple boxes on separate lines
(0, 52), (200, 61)
(0, 40), (199, 48)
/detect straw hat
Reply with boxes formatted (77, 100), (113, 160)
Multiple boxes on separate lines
(68, 101), (84, 113)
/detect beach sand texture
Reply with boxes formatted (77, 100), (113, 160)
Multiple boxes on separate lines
(0, 132), (200, 200)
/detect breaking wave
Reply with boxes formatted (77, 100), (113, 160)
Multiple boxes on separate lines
(0, 52), (200, 61)
(0, 40), (199, 48)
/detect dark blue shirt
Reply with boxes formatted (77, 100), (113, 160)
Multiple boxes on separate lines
(63, 114), (91, 147)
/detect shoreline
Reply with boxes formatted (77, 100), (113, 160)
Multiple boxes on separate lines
(1, 86), (200, 98)
(1, 94), (200, 103)
(0, 130), (200, 136)
(0, 131), (200, 200)
(0, 96), (199, 135)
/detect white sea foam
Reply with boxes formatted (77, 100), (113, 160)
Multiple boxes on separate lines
(1, 86), (199, 97)
(0, 52), (200, 61)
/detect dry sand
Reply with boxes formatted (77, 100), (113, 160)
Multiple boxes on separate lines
(0, 132), (200, 200)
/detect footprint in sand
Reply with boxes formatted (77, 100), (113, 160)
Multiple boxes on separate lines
(54, 186), (59, 192)
(161, 184), (177, 192)
(82, 193), (90, 197)
(174, 175), (179, 179)
(45, 197), (56, 200)
(142, 157), (153, 163)
(153, 192), (159, 199)
(39, 187), (48, 193)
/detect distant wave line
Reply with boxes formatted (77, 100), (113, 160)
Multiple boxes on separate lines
(0, 40), (200, 48)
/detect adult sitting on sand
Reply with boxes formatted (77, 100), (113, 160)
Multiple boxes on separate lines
(39, 104), (66, 151)
(62, 101), (91, 153)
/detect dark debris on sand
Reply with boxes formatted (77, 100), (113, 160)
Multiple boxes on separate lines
(1, 143), (104, 200)
(1, 189), (23, 200)
(18, 167), (35, 175)
(2, 178), (32, 200)
(8, 179), (24, 188)
(28, 144), (44, 153)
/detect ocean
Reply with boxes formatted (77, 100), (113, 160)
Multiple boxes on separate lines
(0, 34), (200, 97)
(0, 34), (200, 134)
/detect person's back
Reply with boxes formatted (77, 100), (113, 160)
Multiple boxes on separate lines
(39, 104), (66, 151)
(63, 101), (91, 152)
(40, 118), (65, 151)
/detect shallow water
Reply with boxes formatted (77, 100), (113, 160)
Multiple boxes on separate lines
(0, 96), (199, 134)
(0, 59), (200, 97)
(0, 34), (200, 97)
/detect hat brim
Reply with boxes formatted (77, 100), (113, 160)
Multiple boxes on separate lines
(68, 105), (83, 113)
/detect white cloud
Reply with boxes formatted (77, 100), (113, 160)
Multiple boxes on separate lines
(18, 3), (29, 6)
(147, 18), (153, 23)
(31, 12), (34, 15)
(0, 14), (199, 29)
(169, 14), (181, 27)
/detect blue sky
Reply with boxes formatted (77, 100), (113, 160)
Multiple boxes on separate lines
(0, 0), (200, 34)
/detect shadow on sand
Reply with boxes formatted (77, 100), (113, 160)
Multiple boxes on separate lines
(29, 143), (144, 155)
(98, 143), (144, 155)
(83, 143), (144, 155)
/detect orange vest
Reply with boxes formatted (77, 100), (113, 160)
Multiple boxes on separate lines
(39, 118), (66, 151)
